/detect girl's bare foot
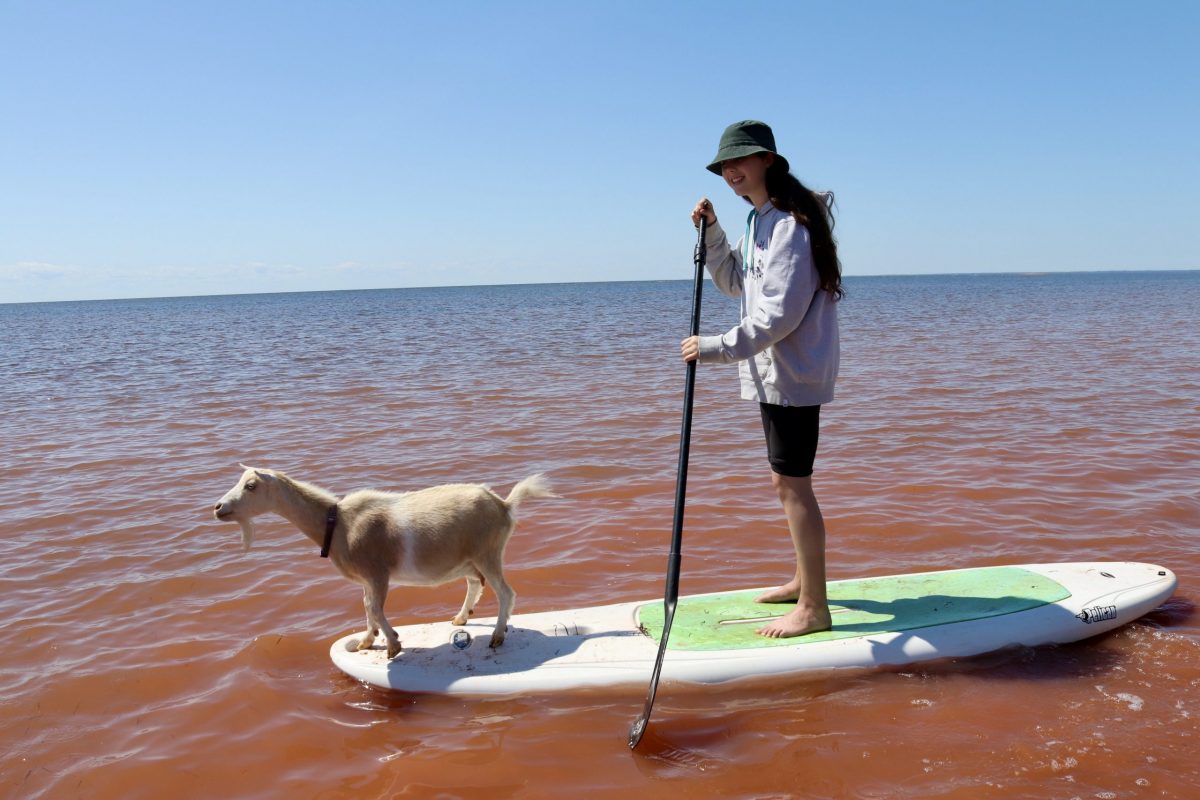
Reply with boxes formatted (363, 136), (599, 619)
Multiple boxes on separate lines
(755, 603), (832, 638)
(755, 580), (802, 604)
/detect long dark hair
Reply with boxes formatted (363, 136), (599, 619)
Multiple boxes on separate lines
(763, 159), (844, 300)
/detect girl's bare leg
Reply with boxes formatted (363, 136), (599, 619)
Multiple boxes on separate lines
(755, 472), (832, 638)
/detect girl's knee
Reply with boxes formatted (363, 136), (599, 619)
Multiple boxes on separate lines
(773, 472), (819, 505)
(771, 470), (811, 491)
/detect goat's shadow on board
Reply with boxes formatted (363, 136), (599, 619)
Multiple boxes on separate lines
(339, 624), (641, 694)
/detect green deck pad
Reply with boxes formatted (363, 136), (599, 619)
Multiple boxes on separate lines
(636, 566), (1071, 651)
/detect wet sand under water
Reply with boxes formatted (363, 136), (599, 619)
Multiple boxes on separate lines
(1, 272), (1197, 799)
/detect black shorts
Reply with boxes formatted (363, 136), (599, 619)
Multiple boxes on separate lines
(759, 403), (821, 478)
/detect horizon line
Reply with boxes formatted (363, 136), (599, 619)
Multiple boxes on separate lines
(3, 267), (1197, 307)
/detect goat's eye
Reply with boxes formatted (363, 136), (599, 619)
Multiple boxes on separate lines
(246, 481), (257, 491)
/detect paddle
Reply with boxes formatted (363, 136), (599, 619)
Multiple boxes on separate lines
(628, 215), (708, 750)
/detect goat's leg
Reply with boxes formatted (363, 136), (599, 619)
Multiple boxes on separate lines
(476, 558), (516, 648)
(452, 573), (485, 626)
(348, 586), (380, 653)
(358, 579), (402, 659)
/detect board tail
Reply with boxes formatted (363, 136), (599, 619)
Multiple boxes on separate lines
(505, 473), (558, 509)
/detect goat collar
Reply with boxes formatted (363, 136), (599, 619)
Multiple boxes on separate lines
(320, 503), (338, 558)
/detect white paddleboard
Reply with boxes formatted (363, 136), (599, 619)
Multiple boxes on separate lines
(329, 561), (1175, 695)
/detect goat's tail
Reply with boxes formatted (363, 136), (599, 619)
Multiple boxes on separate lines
(504, 473), (558, 509)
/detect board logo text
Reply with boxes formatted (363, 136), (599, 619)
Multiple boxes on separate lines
(1075, 605), (1118, 624)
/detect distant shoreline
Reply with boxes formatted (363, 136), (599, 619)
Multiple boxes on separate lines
(3, 268), (1197, 307)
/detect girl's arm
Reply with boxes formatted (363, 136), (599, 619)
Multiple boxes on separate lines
(700, 219), (744, 298)
(696, 217), (818, 364)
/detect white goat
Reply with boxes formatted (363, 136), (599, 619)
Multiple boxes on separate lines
(212, 466), (556, 659)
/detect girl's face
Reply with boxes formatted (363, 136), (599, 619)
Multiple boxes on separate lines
(720, 153), (773, 199)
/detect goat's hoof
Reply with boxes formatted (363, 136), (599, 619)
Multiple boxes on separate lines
(451, 615), (467, 626)
(386, 643), (403, 660)
(489, 634), (505, 649)
(353, 636), (374, 652)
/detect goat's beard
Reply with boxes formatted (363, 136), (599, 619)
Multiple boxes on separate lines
(238, 517), (257, 551)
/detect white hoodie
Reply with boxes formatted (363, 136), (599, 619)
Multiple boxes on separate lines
(696, 201), (839, 407)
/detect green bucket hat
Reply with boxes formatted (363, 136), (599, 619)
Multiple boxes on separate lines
(706, 119), (789, 175)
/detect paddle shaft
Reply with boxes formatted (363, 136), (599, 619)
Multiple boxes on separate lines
(629, 216), (707, 750)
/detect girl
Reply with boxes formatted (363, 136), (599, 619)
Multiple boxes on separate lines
(682, 120), (843, 638)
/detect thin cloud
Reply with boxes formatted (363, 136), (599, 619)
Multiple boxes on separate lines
(0, 261), (81, 281)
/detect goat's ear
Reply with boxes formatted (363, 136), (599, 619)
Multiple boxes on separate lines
(237, 463), (270, 479)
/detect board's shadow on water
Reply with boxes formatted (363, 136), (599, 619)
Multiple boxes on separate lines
(856, 597), (1143, 683)
(629, 717), (742, 778)
(1145, 593), (1195, 626)
(627, 673), (855, 778)
(941, 593), (1196, 683)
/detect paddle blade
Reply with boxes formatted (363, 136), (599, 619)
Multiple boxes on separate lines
(628, 597), (677, 749)
(628, 716), (648, 749)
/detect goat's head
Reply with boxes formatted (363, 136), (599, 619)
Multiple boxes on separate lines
(213, 465), (278, 550)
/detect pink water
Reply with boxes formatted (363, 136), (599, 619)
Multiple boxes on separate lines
(2, 273), (1197, 799)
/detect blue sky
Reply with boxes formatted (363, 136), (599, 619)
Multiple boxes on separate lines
(2, 1), (1197, 303)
